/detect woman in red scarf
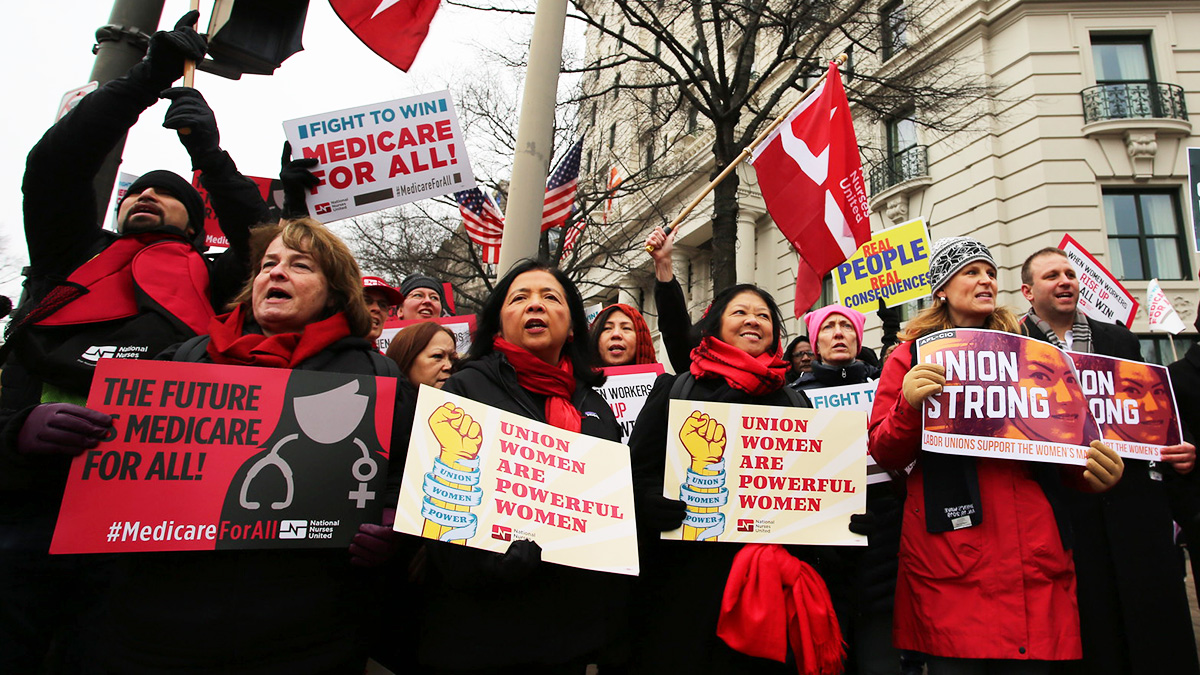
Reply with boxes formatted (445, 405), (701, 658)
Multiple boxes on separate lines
(627, 284), (842, 675)
(102, 218), (408, 674)
(419, 260), (627, 674)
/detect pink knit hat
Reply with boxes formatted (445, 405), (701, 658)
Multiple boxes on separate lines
(804, 304), (866, 357)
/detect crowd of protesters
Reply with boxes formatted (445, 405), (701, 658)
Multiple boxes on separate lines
(3, 11), (1200, 675)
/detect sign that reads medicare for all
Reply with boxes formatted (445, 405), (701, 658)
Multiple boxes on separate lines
(283, 91), (476, 222)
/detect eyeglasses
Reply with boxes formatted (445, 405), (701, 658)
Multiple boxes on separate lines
(793, 351), (814, 359)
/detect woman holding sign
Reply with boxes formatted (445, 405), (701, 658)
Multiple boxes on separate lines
(627, 284), (844, 675)
(102, 218), (407, 674)
(868, 237), (1124, 673)
(419, 260), (627, 673)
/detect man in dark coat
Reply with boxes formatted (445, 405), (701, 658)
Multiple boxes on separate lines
(0, 12), (268, 672)
(1166, 320), (1200, 598)
(1020, 247), (1198, 674)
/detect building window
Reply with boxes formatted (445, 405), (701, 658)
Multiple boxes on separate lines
(612, 73), (621, 101)
(1138, 334), (1197, 366)
(881, 1), (907, 61)
(1103, 189), (1190, 280)
(584, 149), (592, 177)
(687, 105), (699, 134)
(870, 110), (927, 193)
(608, 123), (617, 150)
(1084, 34), (1186, 121)
(642, 133), (656, 176)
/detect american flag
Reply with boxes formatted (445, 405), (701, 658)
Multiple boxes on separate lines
(541, 139), (583, 232)
(455, 188), (505, 264)
(560, 219), (586, 256)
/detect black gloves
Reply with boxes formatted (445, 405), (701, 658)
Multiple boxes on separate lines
(280, 142), (319, 218)
(139, 10), (207, 90)
(486, 539), (541, 583)
(349, 508), (400, 567)
(642, 494), (687, 532)
(848, 511), (876, 536)
(17, 403), (113, 456)
(161, 87), (221, 168)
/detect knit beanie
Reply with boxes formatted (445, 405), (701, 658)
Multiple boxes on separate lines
(927, 236), (996, 295)
(804, 305), (865, 357)
(400, 274), (443, 300)
(119, 170), (207, 248)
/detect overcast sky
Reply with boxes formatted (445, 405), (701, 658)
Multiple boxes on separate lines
(0, 0), (568, 299)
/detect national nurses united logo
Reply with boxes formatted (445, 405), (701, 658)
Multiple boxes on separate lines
(678, 411), (729, 541)
(420, 402), (485, 544)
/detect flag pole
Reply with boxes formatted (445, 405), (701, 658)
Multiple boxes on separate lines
(1169, 333), (1179, 362)
(646, 53), (848, 252)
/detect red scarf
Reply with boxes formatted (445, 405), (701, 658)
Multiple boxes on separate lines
(206, 305), (352, 368)
(492, 337), (581, 433)
(690, 336), (788, 396)
(717, 544), (845, 675)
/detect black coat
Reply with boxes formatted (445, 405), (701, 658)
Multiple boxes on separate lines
(628, 373), (810, 675)
(1024, 316), (1199, 675)
(102, 334), (401, 674)
(419, 352), (630, 670)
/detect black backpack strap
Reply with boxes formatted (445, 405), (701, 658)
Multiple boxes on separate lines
(783, 385), (810, 408)
(172, 335), (211, 362)
(668, 372), (696, 400)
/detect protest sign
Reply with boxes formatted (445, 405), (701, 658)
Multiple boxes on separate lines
(1058, 234), (1138, 328)
(1189, 148), (1200, 253)
(51, 360), (396, 554)
(918, 329), (1099, 466)
(597, 363), (665, 443)
(834, 218), (931, 311)
(661, 400), (867, 546)
(56, 81), (97, 122)
(283, 91), (475, 221)
(1147, 278), (1186, 334)
(585, 303), (603, 326)
(806, 380), (893, 485)
(107, 171), (138, 232)
(192, 171), (278, 249)
(377, 315), (476, 354)
(1068, 353), (1181, 461)
(395, 387), (638, 575)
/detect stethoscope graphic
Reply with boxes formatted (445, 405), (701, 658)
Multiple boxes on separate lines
(240, 380), (379, 510)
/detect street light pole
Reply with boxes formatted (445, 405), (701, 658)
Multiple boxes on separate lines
(496, 0), (567, 275)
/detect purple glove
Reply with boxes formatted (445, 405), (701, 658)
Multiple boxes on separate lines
(17, 403), (113, 456)
(350, 508), (400, 567)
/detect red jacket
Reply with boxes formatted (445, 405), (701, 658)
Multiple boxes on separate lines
(868, 342), (1082, 661)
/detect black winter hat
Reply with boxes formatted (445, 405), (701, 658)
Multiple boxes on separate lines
(119, 170), (207, 248)
(400, 274), (443, 300)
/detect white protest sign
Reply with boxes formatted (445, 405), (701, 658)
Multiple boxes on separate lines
(283, 91), (475, 221)
(1147, 279), (1186, 335)
(107, 171), (139, 232)
(396, 387), (639, 575)
(376, 315), (475, 355)
(56, 82), (97, 122)
(806, 381), (893, 485)
(597, 363), (665, 443)
(1058, 234), (1138, 328)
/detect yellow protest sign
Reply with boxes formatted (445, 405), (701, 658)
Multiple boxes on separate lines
(834, 218), (931, 311)
(395, 386), (638, 575)
(661, 400), (867, 546)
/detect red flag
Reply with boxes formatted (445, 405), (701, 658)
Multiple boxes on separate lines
(603, 166), (622, 224)
(750, 62), (871, 316)
(329, 0), (442, 72)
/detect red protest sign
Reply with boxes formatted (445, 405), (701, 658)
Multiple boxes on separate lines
(192, 171), (278, 249)
(51, 360), (396, 554)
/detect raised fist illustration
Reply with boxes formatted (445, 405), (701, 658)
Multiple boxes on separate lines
(680, 411), (726, 470)
(429, 403), (483, 467)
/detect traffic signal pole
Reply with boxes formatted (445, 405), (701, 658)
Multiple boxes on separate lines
(88, 0), (166, 224)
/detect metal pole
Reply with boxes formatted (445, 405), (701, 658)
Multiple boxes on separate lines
(496, 0), (568, 275)
(89, 0), (167, 224)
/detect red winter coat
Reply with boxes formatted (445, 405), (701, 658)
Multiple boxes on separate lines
(867, 342), (1082, 661)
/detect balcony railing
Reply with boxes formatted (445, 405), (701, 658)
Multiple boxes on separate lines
(870, 145), (928, 195)
(1081, 82), (1188, 123)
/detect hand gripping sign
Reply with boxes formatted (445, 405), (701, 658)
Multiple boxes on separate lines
(396, 386), (638, 575)
(662, 400), (867, 546)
